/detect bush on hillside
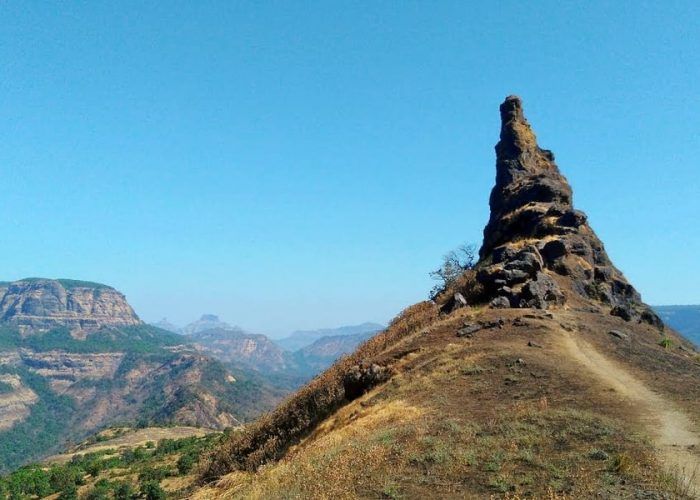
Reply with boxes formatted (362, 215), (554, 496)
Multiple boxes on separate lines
(429, 244), (477, 299)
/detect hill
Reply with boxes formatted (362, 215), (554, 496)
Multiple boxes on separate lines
(186, 327), (294, 373)
(182, 315), (236, 336)
(654, 305), (700, 346)
(195, 97), (700, 498)
(275, 322), (384, 352)
(293, 331), (376, 373)
(1, 426), (222, 498)
(0, 280), (280, 472)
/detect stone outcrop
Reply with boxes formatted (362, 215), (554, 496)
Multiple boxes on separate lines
(0, 278), (141, 333)
(475, 96), (661, 328)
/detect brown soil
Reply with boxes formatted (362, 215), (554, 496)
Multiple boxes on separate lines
(560, 329), (700, 494)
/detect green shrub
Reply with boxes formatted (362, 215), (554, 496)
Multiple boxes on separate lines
(140, 480), (166, 500)
(658, 337), (673, 349)
(177, 452), (197, 474)
(113, 481), (137, 500)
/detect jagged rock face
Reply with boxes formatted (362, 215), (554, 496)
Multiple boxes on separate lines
(0, 279), (141, 333)
(476, 96), (661, 328)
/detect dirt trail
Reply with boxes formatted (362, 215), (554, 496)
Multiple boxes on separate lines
(560, 331), (700, 496)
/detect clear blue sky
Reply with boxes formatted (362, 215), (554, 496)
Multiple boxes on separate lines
(1, 2), (698, 336)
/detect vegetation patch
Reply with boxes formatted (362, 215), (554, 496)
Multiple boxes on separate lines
(0, 432), (222, 499)
(200, 301), (439, 480)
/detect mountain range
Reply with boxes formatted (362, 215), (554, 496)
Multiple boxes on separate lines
(149, 316), (384, 382)
(0, 285), (383, 472)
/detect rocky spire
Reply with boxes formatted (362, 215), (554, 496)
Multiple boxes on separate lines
(474, 96), (662, 329)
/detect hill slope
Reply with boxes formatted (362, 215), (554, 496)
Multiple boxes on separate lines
(275, 323), (384, 352)
(195, 97), (700, 499)
(0, 280), (279, 472)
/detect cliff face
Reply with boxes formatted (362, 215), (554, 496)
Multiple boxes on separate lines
(0, 279), (281, 471)
(0, 374), (38, 431)
(475, 96), (662, 328)
(0, 279), (141, 334)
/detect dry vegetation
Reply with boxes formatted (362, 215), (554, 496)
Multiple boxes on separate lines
(199, 301), (439, 481)
(196, 301), (700, 498)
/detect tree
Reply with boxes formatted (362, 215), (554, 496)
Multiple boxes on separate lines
(140, 480), (166, 500)
(58, 483), (78, 500)
(429, 244), (477, 298)
(113, 481), (137, 500)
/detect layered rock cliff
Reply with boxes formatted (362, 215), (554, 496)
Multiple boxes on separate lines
(0, 279), (283, 471)
(475, 96), (662, 328)
(0, 278), (141, 334)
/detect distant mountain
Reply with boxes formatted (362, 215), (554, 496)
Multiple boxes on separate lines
(654, 305), (700, 345)
(186, 328), (293, 373)
(151, 318), (181, 334)
(294, 331), (375, 373)
(276, 322), (384, 352)
(0, 279), (281, 472)
(182, 314), (235, 336)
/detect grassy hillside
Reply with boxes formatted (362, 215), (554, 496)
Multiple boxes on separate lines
(196, 302), (700, 498)
(0, 324), (281, 472)
(0, 427), (221, 499)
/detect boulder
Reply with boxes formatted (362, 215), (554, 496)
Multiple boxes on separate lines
(343, 363), (389, 400)
(608, 330), (629, 340)
(490, 296), (511, 309)
(610, 305), (632, 321)
(520, 273), (565, 309)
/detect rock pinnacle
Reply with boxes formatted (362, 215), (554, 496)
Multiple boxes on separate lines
(474, 96), (662, 329)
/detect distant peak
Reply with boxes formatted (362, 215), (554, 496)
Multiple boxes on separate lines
(201, 314), (220, 321)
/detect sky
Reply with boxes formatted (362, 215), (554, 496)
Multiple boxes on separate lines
(1, 2), (698, 336)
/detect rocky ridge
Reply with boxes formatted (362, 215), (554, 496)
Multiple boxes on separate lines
(474, 96), (662, 328)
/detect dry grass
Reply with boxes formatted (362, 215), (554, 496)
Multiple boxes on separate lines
(196, 338), (665, 499)
(198, 301), (439, 481)
(433, 269), (485, 309)
(196, 296), (700, 498)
